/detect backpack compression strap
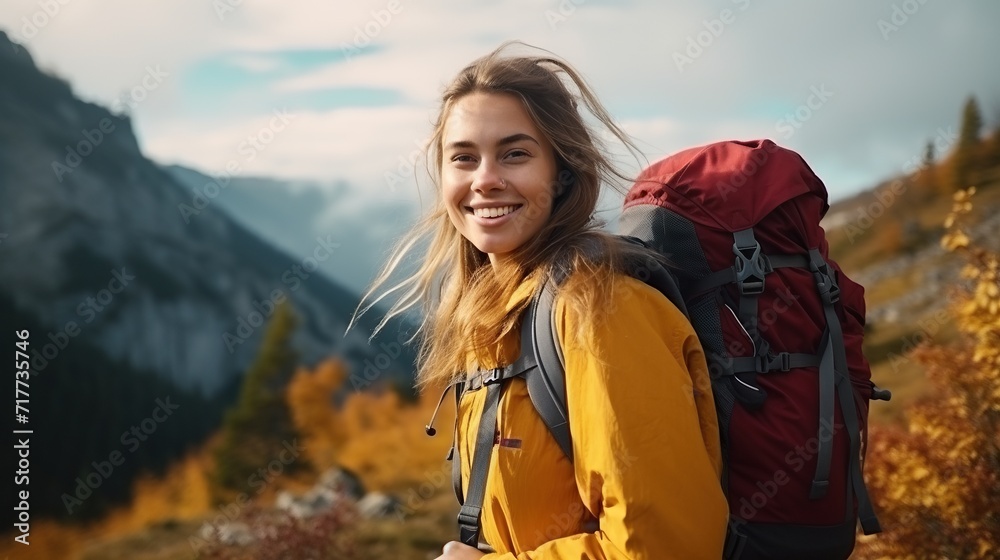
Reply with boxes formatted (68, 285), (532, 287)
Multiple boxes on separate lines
(451, 312), (540, 548)
(808, 249), (881, 535)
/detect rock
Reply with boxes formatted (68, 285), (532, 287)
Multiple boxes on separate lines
(317, 467), (366, 500)
(357, 492), (402, 519)
(275, 490), (295, 511)
(199, 521), (254, 546)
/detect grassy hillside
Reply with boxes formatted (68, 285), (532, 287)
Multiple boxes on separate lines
(824, 130), (1000, 424)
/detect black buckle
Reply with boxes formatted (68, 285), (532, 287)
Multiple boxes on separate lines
(755, 352), (790, 373)
(809, 253), (841, 305)
(733, 241), (769, 295)
(457, 507), (481, 528)
(774, 352), (791, 372)
(483, 367), (503, 385)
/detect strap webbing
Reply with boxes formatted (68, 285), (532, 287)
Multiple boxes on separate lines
(524, 278), (574, 461)
(810, 328), (836, 499)
(457, 382), (502, 547)
(807, 252), (880, 533)
(452, 315), (541, 546)
(692, 253), (810, 296)
(836, 357), (882, 534)
(450, 381), (465, 505)
(731, 229), (767, 409)
(730, 352), (821, 374)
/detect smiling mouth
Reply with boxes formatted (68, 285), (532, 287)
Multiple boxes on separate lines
(467, 204), (522, 218)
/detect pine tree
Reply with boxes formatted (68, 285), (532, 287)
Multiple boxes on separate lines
(212, 300), (307, 498)
(953, 96), (984, 191)
(918, 138), (939, 196)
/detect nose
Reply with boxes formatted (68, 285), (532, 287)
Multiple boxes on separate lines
(471, 160), (506, 193)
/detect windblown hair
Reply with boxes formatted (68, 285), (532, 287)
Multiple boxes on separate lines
(355, 42), (661, 388)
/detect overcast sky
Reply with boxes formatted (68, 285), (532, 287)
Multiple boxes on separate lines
(3, 0), (999, 210)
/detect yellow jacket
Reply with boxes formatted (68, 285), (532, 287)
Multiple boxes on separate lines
(457, 273), (729, 559)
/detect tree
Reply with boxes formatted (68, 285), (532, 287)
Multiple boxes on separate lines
(287, 358), (348, 470)
(918, 138), (940, 196)
(952, 96), (984, 191)
(212, 300), (307, 498)
(856, 188), (1000, 559)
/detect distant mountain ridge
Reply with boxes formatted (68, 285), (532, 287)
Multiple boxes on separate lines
(0, 29), (416, 397)
(163, 165), (416, 296)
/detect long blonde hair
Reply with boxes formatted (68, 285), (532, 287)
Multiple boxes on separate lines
(356, 42), (660, 387)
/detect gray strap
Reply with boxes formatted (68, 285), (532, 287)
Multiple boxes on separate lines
(457, 382), (503, 547)
(450, 381), (465, 505)
(730, 352), (821, 374)
(835, 351), (882, 534)
(807, 251), (881, 533)
(692, 253), (809, 296)
(524, 277), (574, 461)
(810, 329), (836, 499)
(732, 229), (767, 408)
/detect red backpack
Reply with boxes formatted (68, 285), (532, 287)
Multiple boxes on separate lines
(619, 139), (887, 558)
(441, 139), (889, 558)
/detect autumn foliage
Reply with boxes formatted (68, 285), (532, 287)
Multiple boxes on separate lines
(287, 358), (454, 493)
(856, 188), (1000, 558)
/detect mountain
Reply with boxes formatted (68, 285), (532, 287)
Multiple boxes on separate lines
(0, 30), (417, 397)
(0, 30), (418, 516)
(163, 165), (416, 296)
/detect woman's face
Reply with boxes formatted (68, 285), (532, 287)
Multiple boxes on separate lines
(440, 92), (558, 265)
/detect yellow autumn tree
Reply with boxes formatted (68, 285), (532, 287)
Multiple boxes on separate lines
(857, 188), (1000, 559)
(286, 358), (348, 471)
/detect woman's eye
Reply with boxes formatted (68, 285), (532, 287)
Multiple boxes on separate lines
(505, 149), (530, 160)
(451, 154), (476, 163)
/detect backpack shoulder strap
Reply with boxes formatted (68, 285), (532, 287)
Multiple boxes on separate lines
(525, 241), (688, 463)
(524, 277), (574, 461)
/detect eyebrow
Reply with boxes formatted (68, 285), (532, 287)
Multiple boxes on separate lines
(445, 133), (541, 151)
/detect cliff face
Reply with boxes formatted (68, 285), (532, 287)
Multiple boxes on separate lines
(0, 30), (415, 397)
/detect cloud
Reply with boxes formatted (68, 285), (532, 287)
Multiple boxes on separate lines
(2, 0), (999, 205)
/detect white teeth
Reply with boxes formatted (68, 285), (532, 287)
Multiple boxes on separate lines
(474, 205), (517, 218)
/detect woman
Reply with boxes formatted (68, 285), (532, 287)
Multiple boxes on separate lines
(360, 43), (728, 559)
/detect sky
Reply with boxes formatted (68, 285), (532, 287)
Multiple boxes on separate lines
(3, 0), (999, 213)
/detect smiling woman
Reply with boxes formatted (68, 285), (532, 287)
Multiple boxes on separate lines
(440, 93), (559, 263)
(354, 42), (728, 559)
